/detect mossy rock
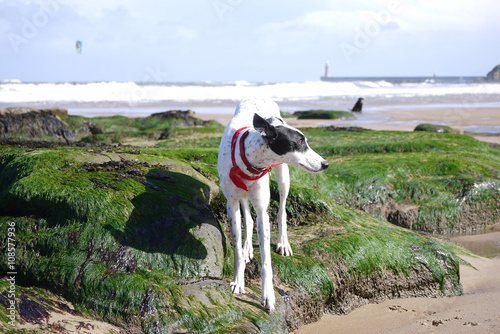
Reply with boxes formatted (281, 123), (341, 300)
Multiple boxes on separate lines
(414, 123), (459, 133)
(294, 110), (356, 120)
(0, 108), (74, 143)
(2, 119), (499, 332)
(289, 127), (500, 234)
(0, 107), (223, 146)
(0, 148), (235, 331)
(0, 140), (466, 333)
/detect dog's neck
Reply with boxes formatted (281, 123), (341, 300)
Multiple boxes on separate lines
(238, 129), (281, 170)
(229, 127), (282, 191)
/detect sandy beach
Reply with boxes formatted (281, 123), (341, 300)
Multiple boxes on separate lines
(293, 255), (500, 334)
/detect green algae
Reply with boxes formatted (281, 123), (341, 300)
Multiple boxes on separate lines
(293, 110), (356, 120)
(1, 122), (499, 332)
(274, 253), (335, 302)
(282, 128), (500, 233)
(414, 123), (459, 133)
(62, 112), (223, 145)
(0, 148), (231, 331)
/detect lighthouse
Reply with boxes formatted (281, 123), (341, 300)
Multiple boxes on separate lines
(320, 61), (331, 81)
(324, 61), (330, 78)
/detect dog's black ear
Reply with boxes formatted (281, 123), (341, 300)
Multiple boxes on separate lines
(253, 113), (277, 140)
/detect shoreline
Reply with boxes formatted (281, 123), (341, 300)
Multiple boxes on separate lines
(24, 98), (495, 144)
(291, 225), (500, 333)
(293, 255), (500, 334)
(195, 106), (500, 144)
(294, 225), (500, 333)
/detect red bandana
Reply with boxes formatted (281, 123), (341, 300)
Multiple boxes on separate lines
(229, 127), (281, 191)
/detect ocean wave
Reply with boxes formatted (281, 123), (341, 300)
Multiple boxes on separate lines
(1, 80), (499, 105)
(1, 79), (21, 84)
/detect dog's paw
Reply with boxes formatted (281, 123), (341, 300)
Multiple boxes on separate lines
(229, 281), (245, 294)
(243, 241), (254, 264)
(261, 291), (276, 312)
(276, 241), (293, 257)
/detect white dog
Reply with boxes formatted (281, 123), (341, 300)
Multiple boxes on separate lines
(217, 99), (329, 311)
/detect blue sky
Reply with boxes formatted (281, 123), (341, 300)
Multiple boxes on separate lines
(1, 0), (499, 82)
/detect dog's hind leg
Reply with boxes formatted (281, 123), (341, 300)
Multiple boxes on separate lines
(241, 198), (254, 264)
(274, 163), (293, 256)
(227, 199), (245, 294)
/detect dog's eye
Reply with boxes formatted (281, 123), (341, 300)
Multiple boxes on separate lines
(298, 139), (304, 146)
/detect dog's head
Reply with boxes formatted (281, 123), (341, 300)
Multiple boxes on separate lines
(253, 113), (329, 172)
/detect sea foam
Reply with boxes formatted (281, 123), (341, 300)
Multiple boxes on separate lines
(1, 80), (499, 106)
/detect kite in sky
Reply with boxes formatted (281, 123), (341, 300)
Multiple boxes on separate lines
(76, 40), (82, 54)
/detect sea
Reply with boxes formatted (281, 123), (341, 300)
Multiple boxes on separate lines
(1, 77), (500, 131)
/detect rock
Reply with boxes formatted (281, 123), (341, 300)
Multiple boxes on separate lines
(2, 126), (480, 333)
(414, 123), (458, 133)
(326, 125), (368, 132)
(0, 107), (73, 142)
(385, 203), (419, 230)
(294, 110), (356, 120)
(150, 109), (210, 126)
(486, 64), (500, 82)
(0, 107), (68, 116)
(0, 108), (217, 144)
(87, 122), (104, 135)
(0, 149), (231, 331)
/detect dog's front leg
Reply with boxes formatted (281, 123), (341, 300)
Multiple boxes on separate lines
(275, 163), (293, 256)
(227, 200), (245, 294)
(241, 199), (254, 264)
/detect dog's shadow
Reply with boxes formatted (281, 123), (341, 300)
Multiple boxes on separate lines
(107, 169), (211, 260)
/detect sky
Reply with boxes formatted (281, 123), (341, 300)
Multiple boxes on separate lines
(1, 0), (499, 83)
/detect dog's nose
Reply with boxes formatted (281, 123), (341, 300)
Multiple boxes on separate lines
(321, 160), (329, 170)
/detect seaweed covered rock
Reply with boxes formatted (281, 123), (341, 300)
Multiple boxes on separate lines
(72, 109), (219, 144)
(294, 110), (356, 120)
(0, 107), (74, 142)
(0, 149), (224, 279)
(301, 127), (500, 234)
(414, 123), (459, 133)
(2, 122), (495, 333)
(0, 107), (217, 145)
(149, 109), (210, 126)
(384, 203), (420, 230)
(0, 148), (235, 331)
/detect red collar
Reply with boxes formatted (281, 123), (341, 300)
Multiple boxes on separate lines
(230, 127), (281, 191)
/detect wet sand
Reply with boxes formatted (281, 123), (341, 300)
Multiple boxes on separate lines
(196, 106), (500, 144)
(292, 223), (500, 333)
(293, 255), (500, 334)
(451, 224), (500, 259)
(362, 107), (500, 144)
